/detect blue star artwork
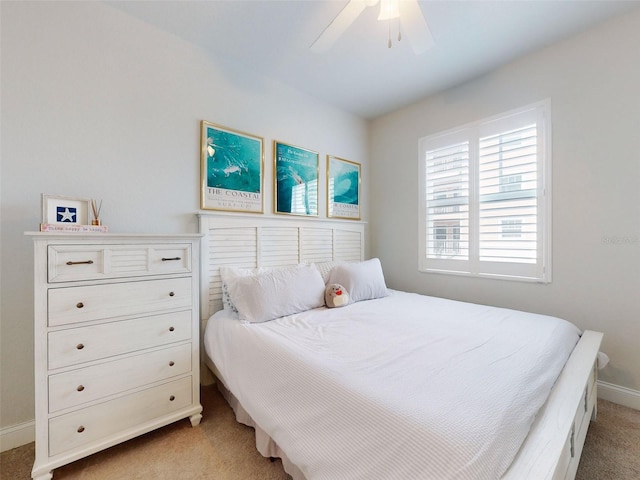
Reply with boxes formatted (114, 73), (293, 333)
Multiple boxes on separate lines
(56, 206), (77, 223)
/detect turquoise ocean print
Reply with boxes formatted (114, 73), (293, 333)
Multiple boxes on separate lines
(206, 127), (261, 193)
(331, 158), (359, 205)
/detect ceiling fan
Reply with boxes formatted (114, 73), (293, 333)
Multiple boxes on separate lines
(310, 0), (434, 54)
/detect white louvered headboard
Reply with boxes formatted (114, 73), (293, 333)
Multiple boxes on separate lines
(197, 213), (366, 324)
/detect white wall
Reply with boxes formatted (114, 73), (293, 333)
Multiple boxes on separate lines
(370, 10), (640, 398)
(0, 1), (369, 446)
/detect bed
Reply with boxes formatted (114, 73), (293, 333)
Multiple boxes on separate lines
(198, 213), (603, 480)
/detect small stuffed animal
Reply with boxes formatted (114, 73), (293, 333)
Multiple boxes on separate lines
(325, 283), (349, 308)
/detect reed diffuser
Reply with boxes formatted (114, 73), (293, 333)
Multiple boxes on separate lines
(91, 199), (103, 225)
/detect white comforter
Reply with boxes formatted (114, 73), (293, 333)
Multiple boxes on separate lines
(204, 290), (581, 480)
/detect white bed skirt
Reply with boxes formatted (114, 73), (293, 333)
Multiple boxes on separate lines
(215, 376), (306, 480)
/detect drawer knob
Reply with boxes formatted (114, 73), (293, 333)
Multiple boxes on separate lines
(162, 257), (181, 261)
(66, 260), (94, 266)
(169, 361), (175, 367)
(77, 426), (85, 433)
(169, 395), (175, 402)
(169, 292), (175, 297)
(76, 343), (85, 350)
(76, 302), (84, 309)
(169, 327), (175, 332)
(77, 385), (85, 392)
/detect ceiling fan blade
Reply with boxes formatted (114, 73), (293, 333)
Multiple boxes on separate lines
(310, 0), (368, 53)
(399, 0), (434, 54)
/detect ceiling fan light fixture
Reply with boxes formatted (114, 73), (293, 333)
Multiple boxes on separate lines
(378, 0), (400, 21)
(310, 0), (433, 54)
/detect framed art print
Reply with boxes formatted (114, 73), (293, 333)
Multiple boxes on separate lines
(42, 195), (90, 225)
(201, 121), (264, 213)
(327, 155), (361, 220)
(274, 141), (319, 216)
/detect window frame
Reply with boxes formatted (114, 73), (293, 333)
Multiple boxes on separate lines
(418, 100), (552, 283)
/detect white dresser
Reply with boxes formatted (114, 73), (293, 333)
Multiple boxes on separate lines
(26, 233), (203, 480)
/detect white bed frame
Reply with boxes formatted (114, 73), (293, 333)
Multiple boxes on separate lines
(198, 212), (603, 480)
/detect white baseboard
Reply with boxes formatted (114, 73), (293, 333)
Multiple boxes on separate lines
(598, 380), (640, 410)
(0, 420), (35, 453)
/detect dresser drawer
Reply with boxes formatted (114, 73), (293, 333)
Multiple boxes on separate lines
(48, 277), (191, 327)
(48, 247), (104, 283)
(49, 343), (192, 413)
(48, 376), (193, 457)
(48, 244), (192, 282)
(48, 311), (192, 369)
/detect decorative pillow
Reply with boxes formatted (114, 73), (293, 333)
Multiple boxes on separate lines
(227, 264), (326, 323)
(327, 258), (389, 304)
(313, 261), (345, 284)
(219, 266), (265, 313)
(221, 280), (237, 312)
(325, 283), (349, 308)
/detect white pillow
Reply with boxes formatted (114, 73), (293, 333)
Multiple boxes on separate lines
(227, 264), (326, 323)
(219, 266), (265, 313)
(312, 260), (345, 284)
(327, 258), (389, 304)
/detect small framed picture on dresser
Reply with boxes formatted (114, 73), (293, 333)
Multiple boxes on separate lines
(41, 194), (90, 226)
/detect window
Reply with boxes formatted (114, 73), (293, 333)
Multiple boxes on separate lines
(418, 101), (551, 282)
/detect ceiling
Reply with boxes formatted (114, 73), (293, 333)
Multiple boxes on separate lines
(105, 1), (640, 119)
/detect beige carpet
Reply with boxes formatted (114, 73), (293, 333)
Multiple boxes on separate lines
(1, 385), (290, 480)
(576, 399), (640, 480)
(2, 385), (639, 479)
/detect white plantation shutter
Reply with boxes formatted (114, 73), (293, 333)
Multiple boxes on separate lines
(479, 125), (537, 263)
(419, 101), (551, 282)
(425, 141), (470, 261)
(425, 141), (469, 260)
